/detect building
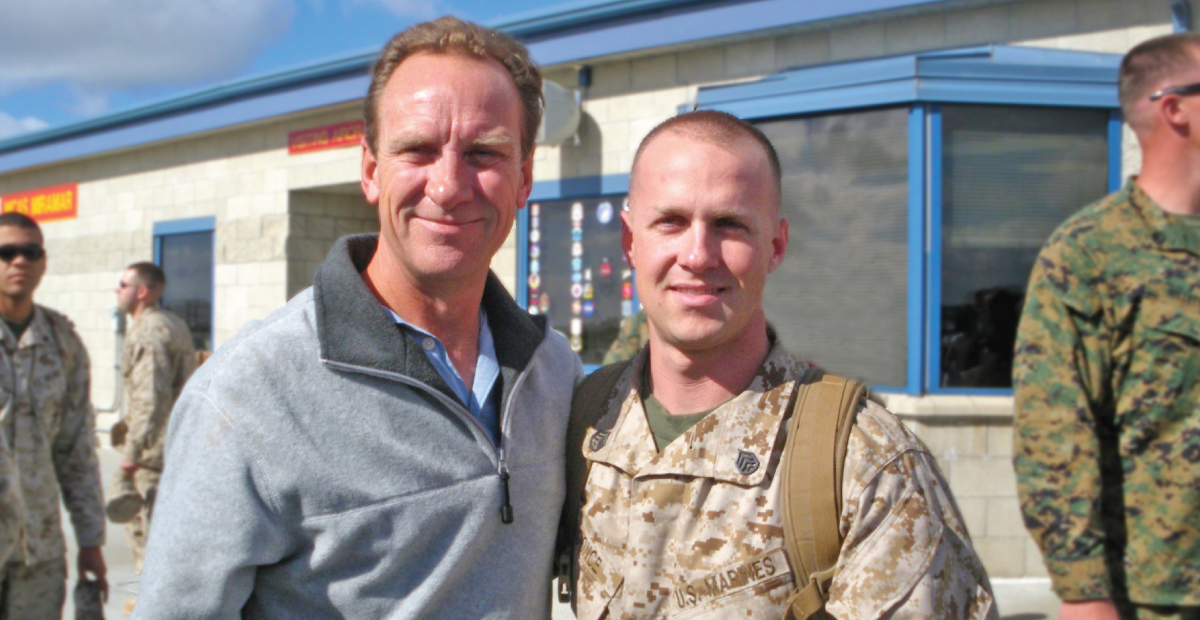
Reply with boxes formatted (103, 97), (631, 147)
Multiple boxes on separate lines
(0, 0), (1188, 581)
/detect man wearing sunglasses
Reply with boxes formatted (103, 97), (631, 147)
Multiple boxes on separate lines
(107, 262), (194, 614)
(1015, 33), (1200, 620)
(0, 212), (107, 618)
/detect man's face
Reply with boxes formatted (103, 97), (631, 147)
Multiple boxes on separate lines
(115, 268), (141, 314)
(361, 52), (533, 287)
(0, 225), (46, 302)
(624, 131), (788, 353)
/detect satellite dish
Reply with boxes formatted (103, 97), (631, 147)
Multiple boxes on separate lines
(537, 80), (581, 146)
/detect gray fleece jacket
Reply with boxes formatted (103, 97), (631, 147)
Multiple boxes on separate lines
(134, 234), (582, 619)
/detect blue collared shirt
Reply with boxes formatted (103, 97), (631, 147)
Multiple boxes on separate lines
(384, 306), (501, 445)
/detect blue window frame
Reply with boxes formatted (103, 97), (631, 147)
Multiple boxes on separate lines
(519, 175), (638, 372)
(153, 216), (215, 351)
(694, 45), (1124, 395)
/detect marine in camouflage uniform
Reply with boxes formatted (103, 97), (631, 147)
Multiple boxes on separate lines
(1014, 179), (1200, 617)
(119, 304), (195, 571)
(0, 305), (104, 618)
(577, 343), (997, 620)
(602, 310), (649, 365)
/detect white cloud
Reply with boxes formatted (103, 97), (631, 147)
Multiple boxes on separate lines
(0, 0), (294, 93)
(0, 112), (50, 139)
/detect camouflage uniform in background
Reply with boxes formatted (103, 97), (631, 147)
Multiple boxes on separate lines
(577, 344), (997, 620)
(119, 306), (195, 571)
(0, 429), (17, 565)
(0, 306), (103, 618)
(1014, 180), (1200, 617)
(601, 310), (648, 365)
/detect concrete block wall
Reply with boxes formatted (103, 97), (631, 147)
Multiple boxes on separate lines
(535, 0), (1167, 187)
(899, 414), (1045, 578)
(0, 103), (376, 403)
(286, 190), (378, 299)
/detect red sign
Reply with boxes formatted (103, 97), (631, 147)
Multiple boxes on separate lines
(288, 120), (365, 155)
(2, 183), (78, 223)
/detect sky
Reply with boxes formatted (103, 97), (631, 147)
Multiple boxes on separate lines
(0, 0), (569, 140)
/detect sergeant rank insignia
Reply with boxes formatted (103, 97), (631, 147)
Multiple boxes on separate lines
(589, 430), (610, 452)
(735, 450), (760, 475)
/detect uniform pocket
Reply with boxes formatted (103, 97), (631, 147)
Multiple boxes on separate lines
(576, 534), (625, 620)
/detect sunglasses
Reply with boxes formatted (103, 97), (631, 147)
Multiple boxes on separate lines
(0, 244), (45, 263)
(1149, 82), (1200, 101)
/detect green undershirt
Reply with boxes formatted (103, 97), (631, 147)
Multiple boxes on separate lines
(640, 364), (728, 451)
(4, 316), (32, 341)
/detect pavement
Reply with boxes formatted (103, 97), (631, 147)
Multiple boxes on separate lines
(63, 443), (1060, 619)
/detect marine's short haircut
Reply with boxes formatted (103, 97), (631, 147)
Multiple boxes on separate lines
(0, 212), (43, 236)
(127, 261), (166, 290)
(1119, 33), (1200, 121)
(363, 16), (543, 159)
(631, 110), (783, 208)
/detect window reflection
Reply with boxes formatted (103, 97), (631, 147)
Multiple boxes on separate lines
(939, 105), (1109, 388)
(159, 231), (213, 351)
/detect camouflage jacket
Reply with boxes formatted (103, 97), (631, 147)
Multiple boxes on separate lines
(122, 306), (195, 471)
(0, 427), (17, 563)
(602, 310), (649, 365)
(0, 305), (104, 564)
(1014, 180), (1200, 605)
(577, 344), (996, 619)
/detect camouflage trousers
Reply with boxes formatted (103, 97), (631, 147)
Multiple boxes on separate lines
(123, 467), (161, 573)
(0, 558), (66, 619)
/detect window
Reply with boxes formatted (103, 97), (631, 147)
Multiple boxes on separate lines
(522, 193), (634, 365)
(756, 107), (910, 388)
(935, 105), (1110, 389)
(154, 217), (214, 351)
(690, 45), (1123, 394)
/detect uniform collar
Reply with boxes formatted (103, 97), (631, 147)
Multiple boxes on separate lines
(0, 305), (54, 351)
(1127, 178), (1200, 256)
(587, 341), (809, 486)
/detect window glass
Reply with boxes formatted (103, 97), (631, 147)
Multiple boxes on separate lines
(939, 105), (1109, 388)
(756, 107), (910, 387)
(158, 231), (214, 351)
(526, 195), (632, 364)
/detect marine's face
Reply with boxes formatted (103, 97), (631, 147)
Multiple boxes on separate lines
(624, 131), (787, 353)
(0, 225), (46, 303)
(360, 52), (533, 288)
(115, 268), (141, 314)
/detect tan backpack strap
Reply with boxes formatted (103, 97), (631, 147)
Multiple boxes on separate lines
(780, 370), (866, 620)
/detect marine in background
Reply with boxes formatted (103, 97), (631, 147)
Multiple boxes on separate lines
(1014, 32), (1200, 620)
(109, 261), (195, 612)
(0, 211), (106, 619)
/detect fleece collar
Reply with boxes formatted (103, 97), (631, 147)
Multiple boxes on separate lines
(312, 234), (546, 409)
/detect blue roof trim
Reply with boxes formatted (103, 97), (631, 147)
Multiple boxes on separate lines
(696, 45), (1122, 118)
(497, 0), (956, 40)
(519, 0), (957, 66)
(0, 72), (370, 175)
(0, 52), (373, 154)
(0, 0), (973, 176)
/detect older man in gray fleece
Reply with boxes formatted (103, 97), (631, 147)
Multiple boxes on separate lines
(134, 17), (580, 619)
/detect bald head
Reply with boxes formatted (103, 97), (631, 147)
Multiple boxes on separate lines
(631, 110), (782, 211)
(1119, 33), (1200, 132)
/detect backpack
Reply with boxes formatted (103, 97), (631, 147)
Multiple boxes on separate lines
(556, 361), (866, 620)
